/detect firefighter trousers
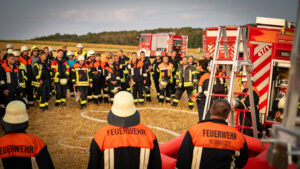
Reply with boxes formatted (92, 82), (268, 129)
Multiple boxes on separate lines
(77, 86), (88, 106)
(171, 81), (176, 98)
(144, 74), (151, 101)
(103, 85), (109, 103)
(67, 78), (75, 97)
(172, 87), (194, 108)
(55, 83), (67, 105)
(152, 75), (160, 98)
(132, 81), (144, 103)
(88, 78), (101, 101)
(39, 79), (50, 108)
(159, 83), (171, 103)
(197, 97), (210, 122)
(24, 80), (35, 106)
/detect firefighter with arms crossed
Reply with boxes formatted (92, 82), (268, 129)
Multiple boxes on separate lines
(140, 51), (152, 102)
(105, 57), (121, 103)
(127, 52), (147, 105)
(87, 91), (161, 169)
(158, 55), (174, 104)
(176, 99), (248, 169)
(33, 51), (52, 111)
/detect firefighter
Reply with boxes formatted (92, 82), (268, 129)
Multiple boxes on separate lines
(193, 60), (210, 121)
(176, 99), (248, 169)
(33, 52), (51, 112)
(75, 43), (87, 59)
(101, 52), (113, 103)
(67, 51), (77, 97)
(188, 55), (197, 68)
(0, 101), (55, 169)
(1, 53), (22, 106)
(151, 54), (162, 99)
(51, 49), (70, 107)
(204, 52), (212, 70)
(105, 57), (121, 103)
(31, 46), (40, 66)
(72, 55), (93, 109)
(140, 51), (152, 101)
(169, 51), (180, 98)
(96, 53), (105, 103)
(2, 43), (13, 61)
(88, 50), (102, 104)
(87, 91), (162, 169)
(87, 50), (96, 103)
(158, 55), (174, 103)
(127, 52), (147, 105)
(19, 46), (35, 107)
(172, 56), (198, 109)
(235, 77), (265, 137)
(118, 50), (130, 92)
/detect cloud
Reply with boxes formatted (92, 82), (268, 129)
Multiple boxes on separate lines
(56, 8), (139, 23)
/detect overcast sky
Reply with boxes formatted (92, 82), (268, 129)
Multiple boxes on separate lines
(0, 0), (298, 40)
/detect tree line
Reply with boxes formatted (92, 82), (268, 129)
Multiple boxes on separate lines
(32, 27), (203, 48)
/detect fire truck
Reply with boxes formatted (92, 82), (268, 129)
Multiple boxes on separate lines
(203, 17), (295, 126)
(138, 32), (188, 57)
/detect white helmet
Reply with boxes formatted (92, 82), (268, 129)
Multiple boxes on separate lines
(111, 91), (136, 118)
(21, 46), (29, 52)
(76, 43), (83, 48)
(78, 55), (85, 61)
(49, 46), (55, 52)
(13, 51), (20, 57)
(7, 49), (14, 54)
(87, 50), (95, 58)
(278, 96), (286, 109)
(6, 43), (13, 49)
(67, 50), (73, 56)
(155, 51), (162, 56)
(3, 101), (28, 124)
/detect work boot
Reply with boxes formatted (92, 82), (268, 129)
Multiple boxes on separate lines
(40, 107), (46, 112)
(172, 102), (178, 107)
(139, 102), (144, 105)
(80, 104), (85, 110)
(104, 97), (109, 103)
(189, 105), (193, 110)
(61, 102), (67, 107)
(45, 105), (49, 110)
(93, 99), (98, 105)
(55, 103), (60, 107)
(146, 97), (151, 102)
(98, 97), (103, 103)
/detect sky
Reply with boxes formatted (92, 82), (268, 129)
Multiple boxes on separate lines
(0, 0), (298, 40)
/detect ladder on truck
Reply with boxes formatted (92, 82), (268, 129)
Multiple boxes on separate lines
(202, 26), (259, 138)
(264, 4), (300, 168)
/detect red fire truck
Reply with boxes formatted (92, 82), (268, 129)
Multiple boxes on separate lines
(138, 33), (188, 57)
(203, 17), (295, 126)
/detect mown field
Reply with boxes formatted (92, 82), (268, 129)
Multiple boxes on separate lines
(0, 40), (200, 58)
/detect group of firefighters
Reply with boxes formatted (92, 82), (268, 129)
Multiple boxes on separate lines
(0, 43), (211, 111)
(0, 43), (262, 136)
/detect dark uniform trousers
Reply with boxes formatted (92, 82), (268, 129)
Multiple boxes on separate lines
(133, 81), (144, 103)
(39, 79), (50, 108)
